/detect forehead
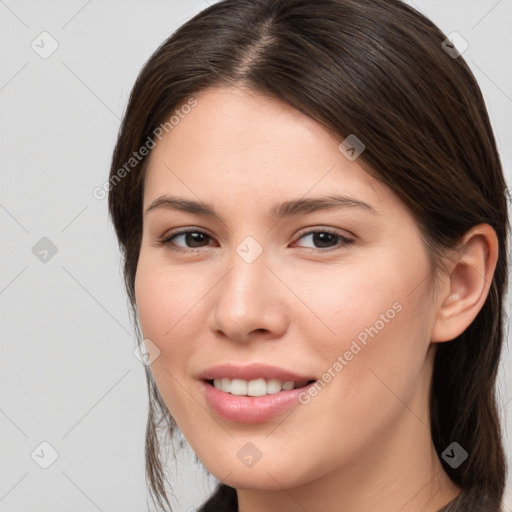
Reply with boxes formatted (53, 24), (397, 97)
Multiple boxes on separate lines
(143, 86), (401, 219)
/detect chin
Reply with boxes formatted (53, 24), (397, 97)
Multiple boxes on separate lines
(201, 453), (324, 492)
(219, 468), (301, 491)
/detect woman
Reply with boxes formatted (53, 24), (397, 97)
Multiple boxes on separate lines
(108, 0), (509, 510)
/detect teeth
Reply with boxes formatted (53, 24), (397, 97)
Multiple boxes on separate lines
(212, 377), (309, 396)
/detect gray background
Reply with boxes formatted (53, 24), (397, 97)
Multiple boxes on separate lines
(1, 1), (511, 511)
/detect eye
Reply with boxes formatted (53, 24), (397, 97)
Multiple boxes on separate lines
(157, 227), (354, 253)
(292, 228), (354, 252)
(158, 229), (214, 252)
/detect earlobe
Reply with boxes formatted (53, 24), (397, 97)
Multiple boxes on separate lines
(430, 224), (498, 343)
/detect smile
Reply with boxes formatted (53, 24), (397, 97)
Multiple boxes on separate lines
(208, 377), (314, 396)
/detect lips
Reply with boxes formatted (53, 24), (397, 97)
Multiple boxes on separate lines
(197, 363), (318, 423)
(198, 362), (316, 382)
(199, 379), (317, 424)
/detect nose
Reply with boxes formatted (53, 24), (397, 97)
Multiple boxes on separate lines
(207, 245), (288, 343)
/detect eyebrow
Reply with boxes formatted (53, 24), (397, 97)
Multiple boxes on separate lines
(144, 193), (376, 221)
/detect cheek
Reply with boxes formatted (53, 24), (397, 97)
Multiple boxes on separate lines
(134, 257), (203, 419)
(134, 257), (204, 399)
(297, 250), (434, 403)
(285, 255), (408, 349)
(135, 252), (206, 343)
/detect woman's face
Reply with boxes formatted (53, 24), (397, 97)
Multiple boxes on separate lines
(135, 86), (445, 492)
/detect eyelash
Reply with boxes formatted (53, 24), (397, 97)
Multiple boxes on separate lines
(157, 228), (355, 254)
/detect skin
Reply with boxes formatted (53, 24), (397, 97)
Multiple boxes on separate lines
(134, 86), (497, 512)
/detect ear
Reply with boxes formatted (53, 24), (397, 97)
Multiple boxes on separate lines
(431, 223), (498, 343)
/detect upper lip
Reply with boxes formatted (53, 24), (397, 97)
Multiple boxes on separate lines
(198, 363), (316, 382)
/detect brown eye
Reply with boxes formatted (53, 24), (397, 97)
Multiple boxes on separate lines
(160, 230), (213, 251)
(293, 229), (354, 252)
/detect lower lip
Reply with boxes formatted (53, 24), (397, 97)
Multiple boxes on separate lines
(199, 380), (316, 424)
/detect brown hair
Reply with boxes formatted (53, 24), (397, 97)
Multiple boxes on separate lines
(108, 0), (509, 510)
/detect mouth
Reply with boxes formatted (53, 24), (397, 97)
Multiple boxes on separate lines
(199, 366), (319, 424)
(204, 377), (317, 397)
